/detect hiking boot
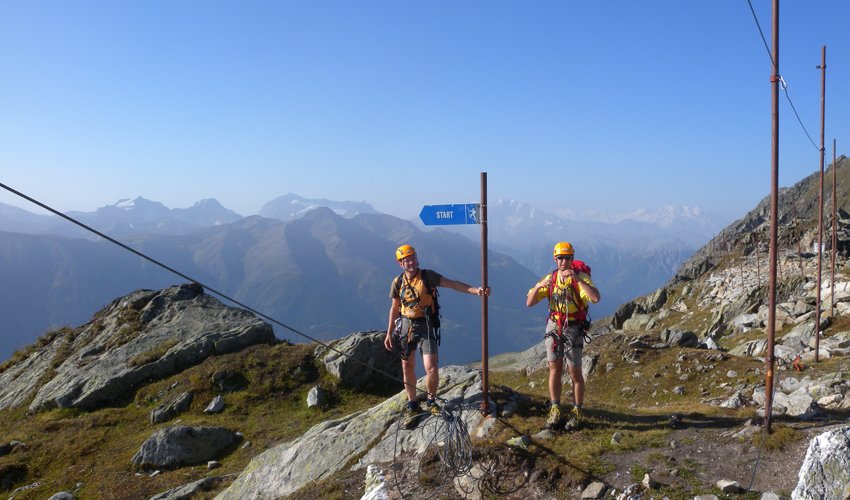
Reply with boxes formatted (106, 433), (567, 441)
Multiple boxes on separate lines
(402, 403), (425, 429)
(426, 399), (442, 416)
(564, 406), (583, 431)
(545, 404), (562, 429)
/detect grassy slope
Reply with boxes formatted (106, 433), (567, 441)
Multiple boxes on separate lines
(0, 342), (391, 499)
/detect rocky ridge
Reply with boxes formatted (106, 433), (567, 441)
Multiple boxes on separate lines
(0, 283), (276, 412)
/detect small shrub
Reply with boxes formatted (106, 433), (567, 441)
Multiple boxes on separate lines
(629, 464), (650, 482)
(752, 424), (797, 451)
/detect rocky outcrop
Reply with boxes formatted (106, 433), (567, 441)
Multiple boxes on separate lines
(315, 330), (401, 391)
(0, 284), (276, 412)
(216, 366), (486, 499)
(150, 474), (238, 500)
(131, 426), (241, 470)
(150, 391), (194, 424)
(792, 426), (850, 499)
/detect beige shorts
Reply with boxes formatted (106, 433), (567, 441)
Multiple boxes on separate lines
(395, 318), (438, 358)
(544, 320), (583, 367)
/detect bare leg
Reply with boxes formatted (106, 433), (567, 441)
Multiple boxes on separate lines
(402, 356), (418, 402)
(567, 364), (584, 406)
(423, 353), (439, 399)
(548, 359), (563, 403)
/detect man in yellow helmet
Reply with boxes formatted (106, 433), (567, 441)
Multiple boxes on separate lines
(385, 244), (489, 428)
(527, 241), (600, 430)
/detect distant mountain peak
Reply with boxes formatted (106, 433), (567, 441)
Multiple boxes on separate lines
(618, 204), (705, 226)
(190, 198), (225, 208)
(259, 193), (376, 221)
(107, 197), (169, 215)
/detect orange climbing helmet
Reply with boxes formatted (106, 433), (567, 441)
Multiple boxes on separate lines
(396, 244), (416, 261)
(553, 241), (574, 257)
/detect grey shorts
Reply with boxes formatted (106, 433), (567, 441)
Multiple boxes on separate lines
(396, 318), (438, 358)
(544, 320), (583, 367)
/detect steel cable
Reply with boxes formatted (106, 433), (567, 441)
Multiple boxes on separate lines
(0, 181), (445, 406)
(3, 181), (495, 497)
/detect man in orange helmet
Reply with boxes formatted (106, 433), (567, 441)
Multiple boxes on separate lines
(527, 241), (600, 430)
(385, 244), (489, 428)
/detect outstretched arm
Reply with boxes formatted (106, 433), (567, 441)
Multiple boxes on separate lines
(439, 277), (490, 297)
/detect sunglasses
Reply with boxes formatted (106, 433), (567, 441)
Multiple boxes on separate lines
(556, 255), (573, 261)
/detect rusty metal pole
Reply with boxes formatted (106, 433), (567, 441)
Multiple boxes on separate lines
(832, 139), (838, 317)
(756, 232), (762, 289)
(765, 0), (779, 434)
(794, 204), (804, 279)
(480, 172), (490, 415)
(815, 46), (826, 362)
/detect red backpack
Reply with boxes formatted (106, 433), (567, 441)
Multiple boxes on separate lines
(547, 259), (592, 333)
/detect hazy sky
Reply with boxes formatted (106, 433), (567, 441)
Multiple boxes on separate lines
(2, 1), (848, 224)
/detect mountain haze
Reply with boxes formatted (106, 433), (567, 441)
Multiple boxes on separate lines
(0, 191), (716, 362)
(480, 199), (712, 317)
(259, 193), (377, 221)
(0, 208), (540, 364)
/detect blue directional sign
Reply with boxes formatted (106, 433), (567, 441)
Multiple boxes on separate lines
(419, 203), (481, 226)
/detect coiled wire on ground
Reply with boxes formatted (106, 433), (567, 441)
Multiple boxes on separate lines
(390, 397), (486, 500)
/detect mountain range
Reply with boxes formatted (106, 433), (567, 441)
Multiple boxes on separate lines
(479, 199), (725, 313)
(0, 192), (723, 362)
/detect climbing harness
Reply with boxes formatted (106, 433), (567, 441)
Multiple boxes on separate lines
(392, 269), (442, 359)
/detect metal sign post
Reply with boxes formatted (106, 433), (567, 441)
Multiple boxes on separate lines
(418, 173), (490, 415)
(480, 172), (489, 415)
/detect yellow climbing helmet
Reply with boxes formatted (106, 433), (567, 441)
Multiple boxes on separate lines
(553, 241), (574, 257)
(396, 244), (416, 261)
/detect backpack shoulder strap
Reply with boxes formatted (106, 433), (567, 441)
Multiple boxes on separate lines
(570, 279), (586, 311)
(421, 269), (439, 303)
(393, 272), (404, 297)
(546, 270), (558, 298)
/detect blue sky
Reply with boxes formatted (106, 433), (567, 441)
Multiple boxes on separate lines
(1, 1), (848, 224)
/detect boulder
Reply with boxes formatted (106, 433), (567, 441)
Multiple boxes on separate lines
(362, 465), (389, 500)
(642, 288), (668, 313)
(660, 329), (699, 348)
(782, 321), (817, 352)
(0, 464), (27, 491)
(204, 395), (225, 414)
(622, 314), (652, 332)
(47, 492), (74, 500)
(792, 426), (850, 499)
(216, 366), (484, 499)
(730, 339), (767, 357)
(315, 331), (401, 391)
(150, 391), (194, 424)
(306, 386), (326, 408)
(131, 426), (241, 470)
(717, 479), (741, 493)
(731, 313), (759, 331)
(150, 474), (237, 500)
(581, 481), (607, 499)
(210, 370), (248, 392)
